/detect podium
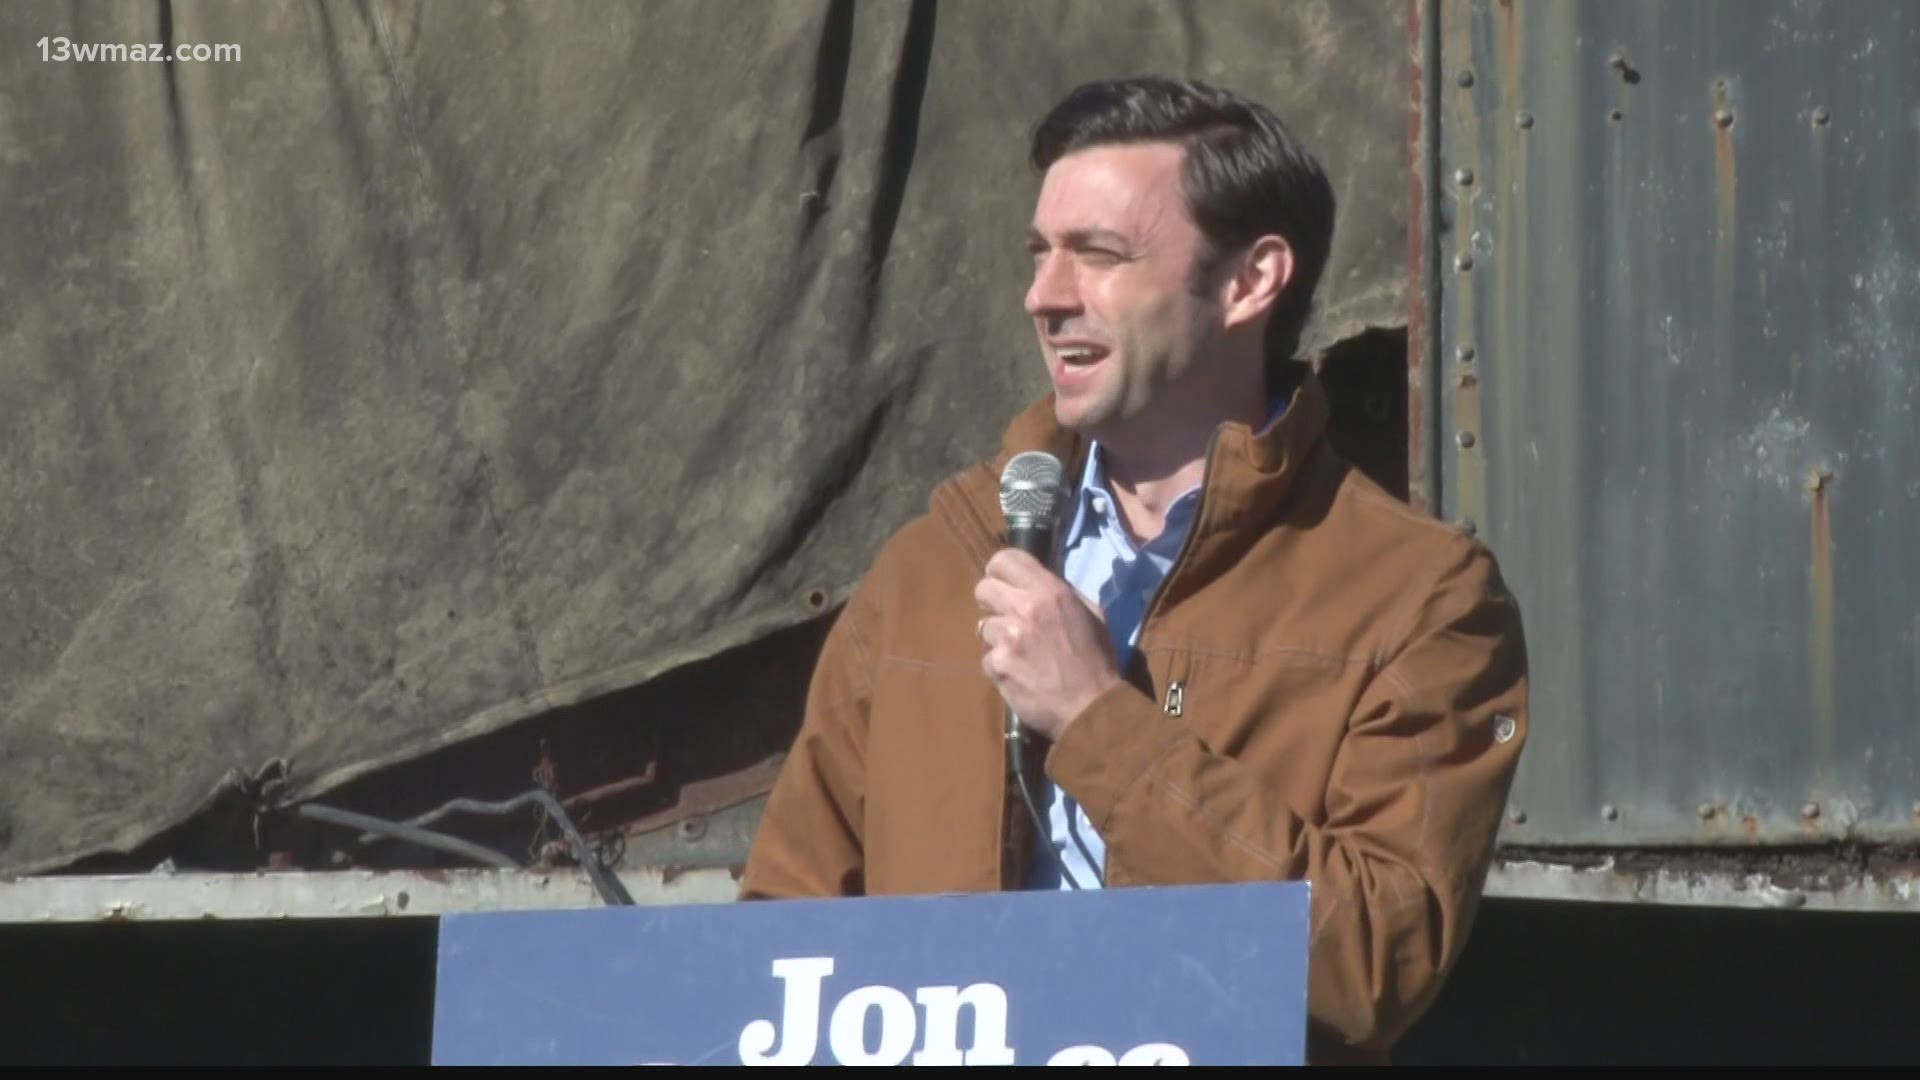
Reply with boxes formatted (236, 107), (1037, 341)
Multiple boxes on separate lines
(431, 881), (1309, 1066)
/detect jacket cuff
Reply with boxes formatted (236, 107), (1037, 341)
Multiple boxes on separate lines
(1044, 681), (1188, 830)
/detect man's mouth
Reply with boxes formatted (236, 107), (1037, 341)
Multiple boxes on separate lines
(1053, 344), (1109, 366)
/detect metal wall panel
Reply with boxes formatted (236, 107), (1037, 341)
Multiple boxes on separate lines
(1436, 0), (1920, 846)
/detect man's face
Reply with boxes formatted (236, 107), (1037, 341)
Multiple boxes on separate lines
(1025, 141), (1225, 442)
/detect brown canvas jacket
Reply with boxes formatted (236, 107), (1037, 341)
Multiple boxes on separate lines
(742, 365), (1529, 1063)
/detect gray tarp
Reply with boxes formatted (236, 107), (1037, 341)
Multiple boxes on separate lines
(0, 0), (1408, 875)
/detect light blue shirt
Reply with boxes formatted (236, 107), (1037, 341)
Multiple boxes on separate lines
(1028, 400), (1287, 891)
(1026, 445), (1198, 890)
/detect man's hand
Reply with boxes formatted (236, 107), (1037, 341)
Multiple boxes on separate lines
(973, 549), (1122, 742)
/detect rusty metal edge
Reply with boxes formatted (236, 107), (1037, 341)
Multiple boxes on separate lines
(1407, 0), (1443, 516)
(1486, 857), (1920, 913)
(0, 866), (742, 924)
(1, 859), (1913, 921)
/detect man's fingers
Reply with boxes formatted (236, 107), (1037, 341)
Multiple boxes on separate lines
(984, 547), (1050, 585)
(979, 632), (1015, 681)
(973, 576), (1019, 616)
(977, 615), (1027, 652)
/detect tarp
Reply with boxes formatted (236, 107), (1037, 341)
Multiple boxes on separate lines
(0, 0), (1409, 875)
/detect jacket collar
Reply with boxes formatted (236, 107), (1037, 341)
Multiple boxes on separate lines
(932, 360), (1331, 575)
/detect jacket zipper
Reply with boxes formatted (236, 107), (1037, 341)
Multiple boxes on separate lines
(1163, 679), (1184, 716)
(1137, 428), (1220, 677)
(1136, 430), (1222, 726)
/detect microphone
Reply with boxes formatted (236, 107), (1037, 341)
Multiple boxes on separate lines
(999, 450), (1065, 562)
(996, 452), (1065, 752)
(996, 451), (1084, 889)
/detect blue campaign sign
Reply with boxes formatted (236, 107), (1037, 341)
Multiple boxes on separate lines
(432, 881), (1309, 1066)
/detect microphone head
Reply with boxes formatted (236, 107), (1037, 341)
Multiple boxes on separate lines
(999, 451), (1065, 528)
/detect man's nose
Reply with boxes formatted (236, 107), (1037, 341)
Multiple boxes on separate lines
(1025, 251), (1081, 319)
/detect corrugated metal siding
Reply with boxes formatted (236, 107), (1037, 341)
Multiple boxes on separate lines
(1436, 0), (1920, 846)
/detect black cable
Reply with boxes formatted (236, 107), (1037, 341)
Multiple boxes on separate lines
(373, 790), (634, 907)
(1008, 708), (1085, 890)
(300, 790), (636, 907)
(295, 803), (519, 870)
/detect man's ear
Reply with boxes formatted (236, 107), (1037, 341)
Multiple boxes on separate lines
(1220, 235), (1294, 331)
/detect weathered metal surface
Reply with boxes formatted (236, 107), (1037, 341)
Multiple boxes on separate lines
(1437, 0), (1920, 846)
(1408, 0), (1444, 513)
(9, 849), (1915, 921)
(1487, 855), (1920, 913)
(619, 798), (769, 873)
(0, 866), (739, 924)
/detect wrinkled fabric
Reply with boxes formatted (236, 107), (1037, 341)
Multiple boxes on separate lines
(0, 0), (1408, 874)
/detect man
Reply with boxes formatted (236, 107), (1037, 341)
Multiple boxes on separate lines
(741, 76), (1528, 1065)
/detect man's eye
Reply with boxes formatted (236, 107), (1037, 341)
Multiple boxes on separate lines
(1081, 248), (1123, 264)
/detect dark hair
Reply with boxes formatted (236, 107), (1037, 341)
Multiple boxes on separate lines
(1030, 76), (1336, 362)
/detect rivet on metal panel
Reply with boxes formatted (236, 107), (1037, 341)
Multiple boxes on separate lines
(1456, 69), (1475, 89)
(1800, 802), (1821, 820)
(1457, 517), (1477, 536)
(1454, 253), (1475, 272)
(1507, 808), (1527, 825)
(1607, 49), (1641, 85)
(1697, 803), (1716, 820)
(1515, 111), (1534, 130)
(1812, 106), (1831, 127)
(1455, 167), (1475, 187)
(1714, 108), (1735, 128)
(1601, 804), (1620, 822)
(1609, 109), (1624, 124)
(1456, 431), (1477, 449)
(678, 817), (709, 842)
(1456, 345), (1476, 363)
